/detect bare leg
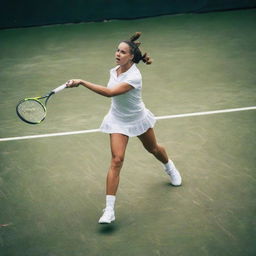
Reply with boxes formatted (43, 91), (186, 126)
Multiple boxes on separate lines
(99, 133), (129, 224)
(138, 128), (169, 164)
(106, 133), (129, 195)
(138, 128), (182, 186)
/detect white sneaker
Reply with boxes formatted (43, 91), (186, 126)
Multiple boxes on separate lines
(165, 161), (182, 186)
(98, 207), (115, 224)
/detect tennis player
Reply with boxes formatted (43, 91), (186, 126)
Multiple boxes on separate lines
(66, 32), (182, 224)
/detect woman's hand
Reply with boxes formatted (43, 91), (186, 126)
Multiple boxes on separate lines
(66, 79), (81, 88)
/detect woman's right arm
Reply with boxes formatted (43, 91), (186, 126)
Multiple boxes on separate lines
(66, 79), (133, 97)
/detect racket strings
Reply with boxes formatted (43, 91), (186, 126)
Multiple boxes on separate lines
(17, 100), (46, 124)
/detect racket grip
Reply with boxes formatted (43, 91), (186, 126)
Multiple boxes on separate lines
(52, 84), (67, 94)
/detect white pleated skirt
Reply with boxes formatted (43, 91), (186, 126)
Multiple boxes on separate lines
(99, 108), (156, 137)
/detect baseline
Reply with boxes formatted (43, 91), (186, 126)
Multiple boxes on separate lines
(0, 106), (255, 142)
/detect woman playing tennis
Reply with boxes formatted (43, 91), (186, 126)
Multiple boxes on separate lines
(66, 32), (182, 224)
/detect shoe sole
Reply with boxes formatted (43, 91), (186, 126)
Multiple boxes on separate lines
(171, 182), (182, 186)
(98, 218), (115, 224)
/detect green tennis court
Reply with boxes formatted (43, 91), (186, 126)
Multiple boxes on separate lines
(0, 8), (255, 256)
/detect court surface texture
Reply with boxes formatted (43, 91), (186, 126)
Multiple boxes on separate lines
(0, 8), (255, 256)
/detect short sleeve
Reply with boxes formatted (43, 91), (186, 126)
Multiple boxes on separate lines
(124, 76), (142, 89)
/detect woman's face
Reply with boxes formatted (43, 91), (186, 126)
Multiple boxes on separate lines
(115, 42), (133, 66)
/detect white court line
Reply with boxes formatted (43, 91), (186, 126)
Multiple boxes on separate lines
(0, 106), (255, 142)
(155, 106), (256, 120)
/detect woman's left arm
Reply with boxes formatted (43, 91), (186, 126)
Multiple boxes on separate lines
(66, 79), (133, 97)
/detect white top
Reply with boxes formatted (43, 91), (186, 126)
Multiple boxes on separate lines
(99, 64), (156, 137)
(108, 64), (145, 122)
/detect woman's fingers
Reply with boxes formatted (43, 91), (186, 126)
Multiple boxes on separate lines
(66, 80), (73, 87)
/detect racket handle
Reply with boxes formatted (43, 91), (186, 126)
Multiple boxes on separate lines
(52, 84), (67, 94)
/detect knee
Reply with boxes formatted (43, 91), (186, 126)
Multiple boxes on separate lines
(111, 154), (124, 168)
(146, 145), (160, 155)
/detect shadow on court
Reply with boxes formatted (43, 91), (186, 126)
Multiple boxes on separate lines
(98, 223), (119, 235)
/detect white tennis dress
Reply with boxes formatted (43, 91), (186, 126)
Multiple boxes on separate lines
(100, 64), (156, 137)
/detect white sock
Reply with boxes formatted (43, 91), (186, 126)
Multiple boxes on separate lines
(106, 195), (116, 210)
(164, 159), (174, 171)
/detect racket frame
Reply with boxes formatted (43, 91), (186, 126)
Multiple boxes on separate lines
(16, 92), (53, 124)
(16, 84), (66, 125)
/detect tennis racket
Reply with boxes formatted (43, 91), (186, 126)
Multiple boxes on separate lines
(16, 83), (67, 124)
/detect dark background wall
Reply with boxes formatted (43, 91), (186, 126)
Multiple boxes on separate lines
(1, 0), (256, 29)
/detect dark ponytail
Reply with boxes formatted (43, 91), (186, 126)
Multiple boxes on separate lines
(123, 32), (153, 65)
(141, 52), (152, 65)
